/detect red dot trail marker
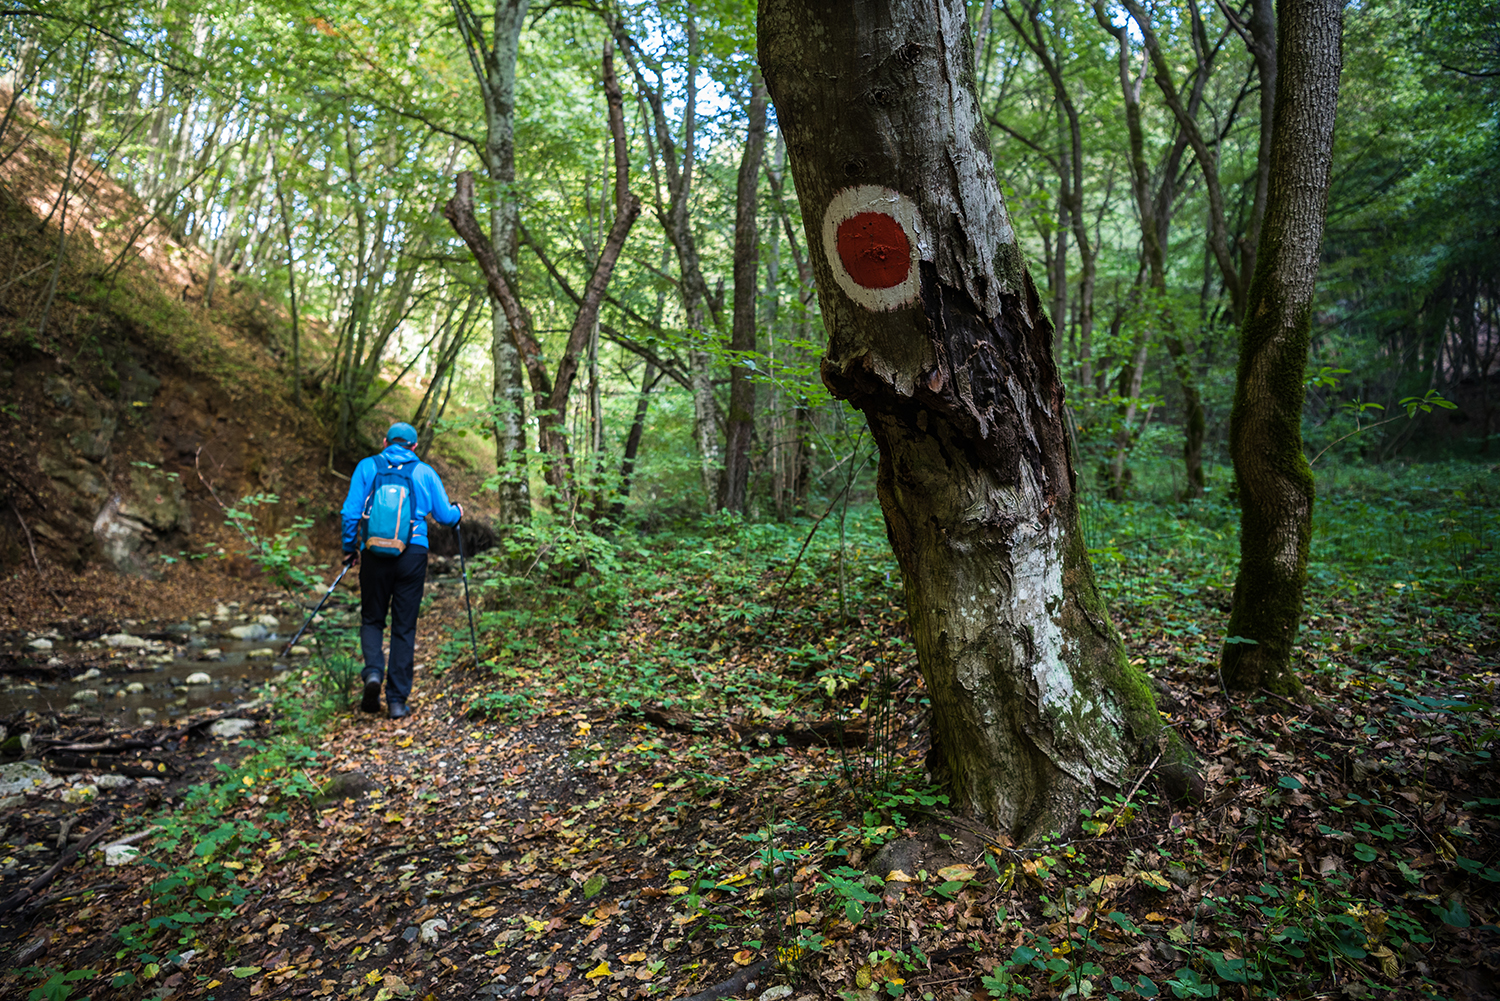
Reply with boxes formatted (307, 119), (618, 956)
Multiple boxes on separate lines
(822, 185), (922, 311)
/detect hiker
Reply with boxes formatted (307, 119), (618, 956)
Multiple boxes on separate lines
(340, 422), (463, 719)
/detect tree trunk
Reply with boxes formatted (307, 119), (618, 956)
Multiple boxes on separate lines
(1221, 0), (1343, 696)
(719, 76), (768, 514)
(760, 0), (1167, 837)
(451, 0), (532, 526)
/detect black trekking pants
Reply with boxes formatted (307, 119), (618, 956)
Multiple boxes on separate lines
(359, 544), (427, 705)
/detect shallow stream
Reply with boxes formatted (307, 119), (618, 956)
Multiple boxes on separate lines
(1, 598), (363, 720)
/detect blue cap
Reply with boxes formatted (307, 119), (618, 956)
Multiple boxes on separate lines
(386, 422), (418, 445)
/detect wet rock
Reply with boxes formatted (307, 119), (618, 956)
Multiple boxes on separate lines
(209, 719), (254, 739)
(46, 657), (63, 667)
(71, 668), (101, 683)
(0, 761), (58, 795)
(104, 633), (149, 649)
(288, 645), (311, 657)
(27, 638), (53, 651)
(137, 707), (157, 719)
(256, 614), (279, 629)
(184, 672), (212, 686)
(125, 682), (145, 694)
(198, 649), (222, 661)
(419, 919), (447, 944)
(96, 773), (132, 789)
(71, 689), (100, 702)
(246, 648), (273, 659)
(228, 623), (268, 641)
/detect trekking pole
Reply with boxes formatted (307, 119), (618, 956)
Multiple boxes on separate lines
(281, 563), (351, 658)
(455, 518), (480, 666)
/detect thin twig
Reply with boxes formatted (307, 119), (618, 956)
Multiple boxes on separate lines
(9, 501), (65, 610)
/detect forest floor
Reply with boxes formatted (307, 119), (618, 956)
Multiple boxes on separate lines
(1, 474), (1498, 1001)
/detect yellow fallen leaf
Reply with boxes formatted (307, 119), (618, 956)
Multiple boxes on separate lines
(365, 970), (384, 985)
(885, 869), (914, 882)
(666, 885), (691, 895)
(384, 812), (404, 824)
(396, 737), (412, 748)
(585, 961), (611, 980)
(936, 864), (978, 882)
(732, 949), (756, 966)
(1139, 871), (1171, 891)
(205, 981), (222, 990)
(716, 872), (748, 885)
(624, 951), (647, 962)
(473, 906), (498, 918)
(1144, 912), (1168, 922)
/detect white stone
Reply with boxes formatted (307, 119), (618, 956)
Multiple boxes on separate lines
(759, 988), (794, 1001)
(288, 646), (311, 657)
(96, 773), (133, 788)
(0, 761), (58, 795)
(71, 689), (100, 702)
(104, 844), (140, 866)
(71, 668), (101, 683)
(215, 604), (230, 617)
(209, 719), (254, 738)
(199, 649), (222, 661)
(184, 672), (212, 686)
(46, 657), (63, 667)
(227, 623), (268, 641)
(256, 614), (280, 628)
(419, 918), (448, 944)
(126, 682), (145, 694)
(246, 648), (273, 659)
(28, 638), (53, 651)
(136, 707), (157, 718)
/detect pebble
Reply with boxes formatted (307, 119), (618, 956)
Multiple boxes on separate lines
(246, 648), (274, 660)
(104, 634), (149, 649)
(71, 689), (100, 702)
(288, 646), (311, 657)
(227, 623), (268, 641)
(96, 774), (133, 789)
(71, 668), (101, 683)
(199, 649), (223, 661)
(184, 672), (212, 686)
(137, 707), (157, 718)
(27, 638), (53, 651)
(209, 718), (254, 738)
(256, 614), (279, 628)
(419, 919), (447, 944)
(46, 657), (63, 667)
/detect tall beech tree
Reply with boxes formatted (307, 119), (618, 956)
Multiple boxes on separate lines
(1220, 0), (1344, 694)
(759, 0), (1172, 835)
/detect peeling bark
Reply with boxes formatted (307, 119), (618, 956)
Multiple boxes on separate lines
(760, 0), (1168, 838)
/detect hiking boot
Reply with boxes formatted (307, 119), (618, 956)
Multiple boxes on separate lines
(388, 701), (411, 720)
(361, 669), (383, 713)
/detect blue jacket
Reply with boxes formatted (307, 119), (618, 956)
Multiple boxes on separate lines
(341, 444), (461, 552)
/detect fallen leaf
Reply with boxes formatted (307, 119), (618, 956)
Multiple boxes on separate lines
(732, 949), (756, 966)
(585, 961), (611, 980)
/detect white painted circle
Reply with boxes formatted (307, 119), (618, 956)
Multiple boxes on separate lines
(821, 185), (923, 312)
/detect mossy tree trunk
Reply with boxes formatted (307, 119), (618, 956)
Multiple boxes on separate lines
(759, 0), (1168, 838)
(1221, 0), (1344, 695)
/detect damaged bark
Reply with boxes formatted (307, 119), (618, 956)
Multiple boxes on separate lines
(759, 0), (1172, 838)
